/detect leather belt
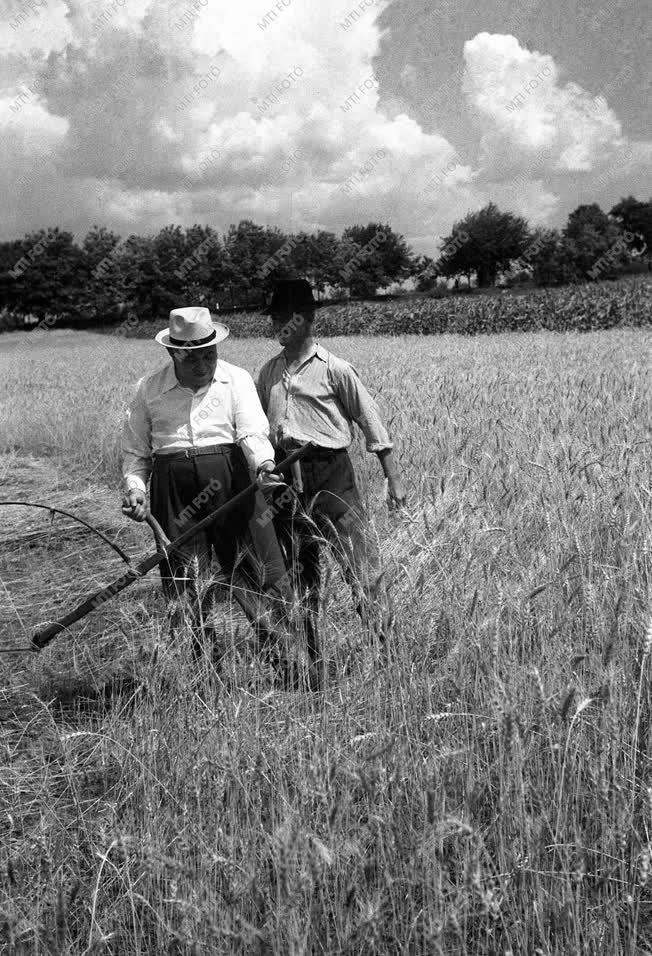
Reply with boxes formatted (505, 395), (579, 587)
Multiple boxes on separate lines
(276, 442), (346, 493)
(277, 443), (345, 461)
(154, 443), (236, 460)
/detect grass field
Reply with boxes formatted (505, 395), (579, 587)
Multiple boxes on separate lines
(0, 326), (651, 954)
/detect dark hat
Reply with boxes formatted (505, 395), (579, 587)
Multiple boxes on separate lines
(265, 278), (315, 315)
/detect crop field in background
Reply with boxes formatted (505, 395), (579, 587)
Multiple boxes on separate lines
(2, 275), (650, 339)
(131, 275), (651, 339)
(0, 326), (650, 954)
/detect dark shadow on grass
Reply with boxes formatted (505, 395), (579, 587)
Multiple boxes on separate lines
(46, 671), (148, 723)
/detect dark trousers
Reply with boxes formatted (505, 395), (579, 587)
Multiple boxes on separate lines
(150, 446), (285, 655)
(272, 447), (382, 667)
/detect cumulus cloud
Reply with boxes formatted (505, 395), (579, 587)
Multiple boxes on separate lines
(456, 32), (652, 223)
(0, 0), (71, 57)
(0, 8), (647, 252)
(463, 32), (627, 175)
(0, 0), (478, 249)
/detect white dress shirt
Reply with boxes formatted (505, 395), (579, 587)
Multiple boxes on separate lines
(122, 360), (275, 493)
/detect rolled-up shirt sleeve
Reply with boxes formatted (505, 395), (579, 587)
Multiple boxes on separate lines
(122, 380), (152, 493)
(234, 370), (276, 472)
(333, 362), (393, 453)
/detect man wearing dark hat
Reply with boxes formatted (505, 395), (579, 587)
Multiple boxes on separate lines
(256, 279), (406, 673)
(121, 306), (286, 657)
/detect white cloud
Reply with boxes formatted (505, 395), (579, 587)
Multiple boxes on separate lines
(463, 32), (627, 175)
(0, 0), (71, 57)
(0, 0), (477, 250)
(456, 32), (652, 226)
(0, 11), (648, 253)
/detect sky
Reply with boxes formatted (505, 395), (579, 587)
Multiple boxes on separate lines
(0, 0), (649, 255)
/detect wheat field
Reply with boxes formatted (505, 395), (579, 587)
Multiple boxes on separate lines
(0, 326), (650, 954)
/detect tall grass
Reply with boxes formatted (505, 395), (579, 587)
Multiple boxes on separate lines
(0, 327), (650, 953)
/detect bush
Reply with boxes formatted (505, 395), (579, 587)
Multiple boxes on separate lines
(0, 309), (21, 332)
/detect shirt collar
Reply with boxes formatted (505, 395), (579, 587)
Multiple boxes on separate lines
(213, 360), (231, 382)
(161, 359), (229, 393)
(280, 343), (328, 365)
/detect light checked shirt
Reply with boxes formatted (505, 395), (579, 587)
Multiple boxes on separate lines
(256, 344), (393, 452)
(122, 360), (275, 493)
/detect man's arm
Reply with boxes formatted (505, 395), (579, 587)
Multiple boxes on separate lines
(234, 369), (278, 475)
(375, 448), (406, 508)
(255, 364), (269, 413)
(333, 362), (406, 506)
(121, 381), (152, 521)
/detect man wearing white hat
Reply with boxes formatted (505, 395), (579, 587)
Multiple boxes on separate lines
(121, 306), (285, 659)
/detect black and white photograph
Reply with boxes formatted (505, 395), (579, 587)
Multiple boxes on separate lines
(0, 0), (650, 951)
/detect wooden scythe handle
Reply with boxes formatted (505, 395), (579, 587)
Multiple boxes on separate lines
(30, 443), (312, 652)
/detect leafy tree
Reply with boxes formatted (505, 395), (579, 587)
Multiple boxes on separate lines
(183, 224), (226, 308)
(79, 226), (125, 322)
(563, 203), (624, 278)
(222, 221), (288, 308)
(286, 230), (344, 299)
(116, 234), (165, 319)
(81, 226), (122, 271)
(340, 222), (414, 296)
(0, 239), (26, 316)
(118, 226), (228, 318)
(520, 228), (576, 286)
(436, 202), (530, 287)
(2, 228), (84, 320)
(150, 225), (195, 315)
(609, 195), (652, 252)
(413, 254), (440, 292)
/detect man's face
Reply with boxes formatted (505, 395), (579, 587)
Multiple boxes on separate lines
(169, 344), (218, 386)
(271, 309), (312, 347)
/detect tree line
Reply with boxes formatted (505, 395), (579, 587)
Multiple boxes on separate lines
(0, 196), (649, 326)
(417, 196), (651, 291)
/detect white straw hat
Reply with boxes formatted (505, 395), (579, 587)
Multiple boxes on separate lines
(155, 307), (230, 349)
